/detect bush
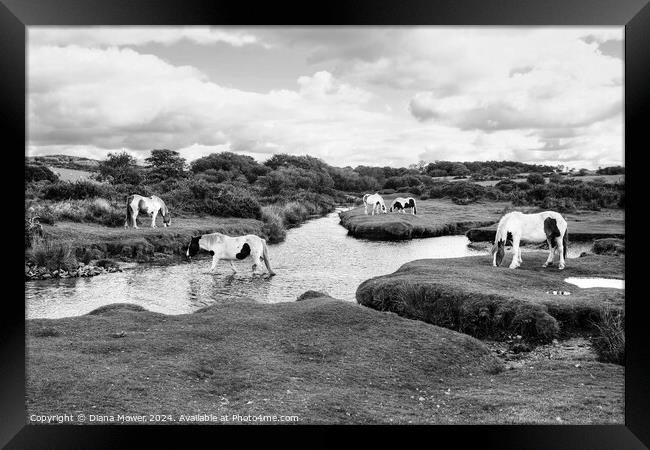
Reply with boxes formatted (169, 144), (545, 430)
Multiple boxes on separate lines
(42, 180), (114, 201)
(25, 164), (58, 183)
(526, 173), (545, 185)
(591, 308), (625, 365)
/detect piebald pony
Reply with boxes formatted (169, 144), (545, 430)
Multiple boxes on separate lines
(389, 197), (417, 215)
(491, 211), (569, 270)
(186, 232), (275, 276)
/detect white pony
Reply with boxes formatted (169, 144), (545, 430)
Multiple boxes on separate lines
(362, 193), (387, 215)
(389, 197), (417, 215)
(125, 194), (170, 229)
(491, 211), (569, 270)
(186, 232), (275, 276)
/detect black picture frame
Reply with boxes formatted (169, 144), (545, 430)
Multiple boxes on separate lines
(4, 0), (649, 447)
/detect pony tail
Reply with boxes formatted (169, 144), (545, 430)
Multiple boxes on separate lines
(413, 205), (417, 215)
(563, 227), (568, 259)
(125, 195), (133, 227)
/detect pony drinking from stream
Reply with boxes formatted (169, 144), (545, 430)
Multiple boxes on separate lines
(186, 232), (275, 276)
(491, 211), (568, 270)
(124, 194), (171, 229)
(363, 193), (387, 215)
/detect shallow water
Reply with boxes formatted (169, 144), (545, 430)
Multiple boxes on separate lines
(564, 277), (624, 289)
(24, 209), (593, 319)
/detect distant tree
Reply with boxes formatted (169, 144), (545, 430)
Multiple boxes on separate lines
(97, 151), (142, 185)
(449, 163), (470, 176)
(526, 173), (545, 185)
(191, 152), (268, 183)
(145, 149), (186, 181)
(495, 168), (511, 178)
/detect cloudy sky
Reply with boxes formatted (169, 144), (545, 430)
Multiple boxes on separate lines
(28, 26), (624, 169)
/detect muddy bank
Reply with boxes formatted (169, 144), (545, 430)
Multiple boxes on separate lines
(39, 217), (265, 262)
(339, 199), (509, 240)
(466, 209), (624, 243)
(356, 252), (624, 343)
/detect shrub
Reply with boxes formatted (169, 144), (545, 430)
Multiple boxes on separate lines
(526, 173), (545, 185)
(25, 164), (58, 183)
(42, 180), (113, 201)
(591, 308), (625, 365)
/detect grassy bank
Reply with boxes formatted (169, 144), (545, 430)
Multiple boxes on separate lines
(339, 198), (510, 240)
(466, 208), (624, 242)
(26, 296), (622, 424)
(36, 216), (265, 262)
(356, 252), (624, 343)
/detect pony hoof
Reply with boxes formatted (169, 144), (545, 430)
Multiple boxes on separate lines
(558, 265), (565, 270)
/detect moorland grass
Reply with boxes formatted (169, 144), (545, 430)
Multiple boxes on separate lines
(356, 252), (624, 343)
(26, 296), (623, 424)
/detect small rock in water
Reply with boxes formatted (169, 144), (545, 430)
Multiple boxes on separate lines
(112, 331), (126, 338)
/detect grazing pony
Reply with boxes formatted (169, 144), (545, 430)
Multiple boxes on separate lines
(389, 197), (417, 215)
(186, 232), (275, 276)
(491, 211), (569, 270)
(362, 193), (387, 215)
(125, 194), (171, 229)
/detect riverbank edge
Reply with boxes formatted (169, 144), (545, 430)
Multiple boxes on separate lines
(338, 210), (498, 240)
(356, 252), (624, 346)
(25, 206), (345, 279)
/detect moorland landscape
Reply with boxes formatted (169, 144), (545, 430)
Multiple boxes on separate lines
(25, 152), (625, 424)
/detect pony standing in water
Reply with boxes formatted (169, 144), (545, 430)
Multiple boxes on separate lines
(389, 197), (417, 215)
(491, 211), (569, 270)
(362, 193), (387, 215)
(124, 194), (171, 229)
(186, 233), (275, 276)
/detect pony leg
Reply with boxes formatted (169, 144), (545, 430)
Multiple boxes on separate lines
(509, 235), (521, 269)
(543, 239), (555, 267)
(151, 210), (158, 228)
(132, 211), (139, 229)
(556, 237), (566, 270)
(229, 260), (237, 273)
(251, 250), (263, 274)
(209, 256), (220, 273)
(364, 204), (368, 215)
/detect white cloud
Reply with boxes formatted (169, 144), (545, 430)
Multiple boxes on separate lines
(27, 27), (624, 169)
(29, 26), (261, 48)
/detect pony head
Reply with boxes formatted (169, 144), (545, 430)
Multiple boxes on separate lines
(162, 211), (171, 227)
(491, 239), (506, 266)
(186, 235), (201, 259)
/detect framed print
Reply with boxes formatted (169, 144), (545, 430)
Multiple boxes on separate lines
(4, 0), (649, 447)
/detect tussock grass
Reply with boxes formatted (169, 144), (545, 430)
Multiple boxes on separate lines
(591, 307), (625, 365)
(28, 239), (78, 272)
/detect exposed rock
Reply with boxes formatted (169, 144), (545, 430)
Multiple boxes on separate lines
(296, 290), (331, 301)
